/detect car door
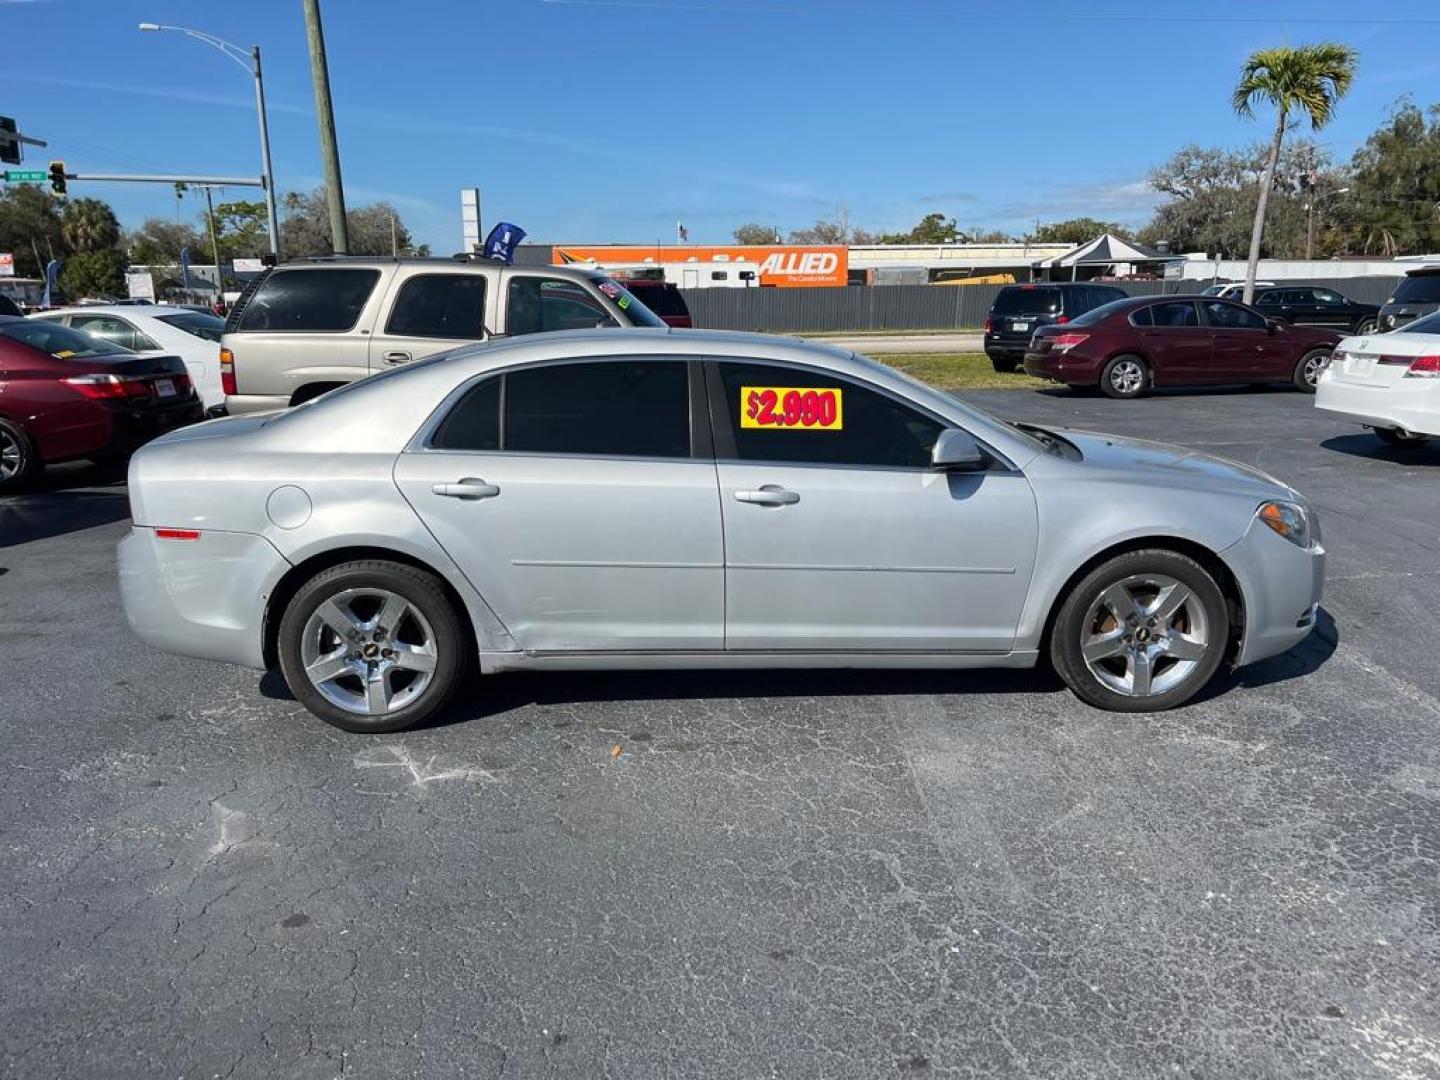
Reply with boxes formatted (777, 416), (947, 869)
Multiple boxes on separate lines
(392, 357), (724, 652)
(368, 270), (493, 372)
(1202, 300), (1277, 379)
(1135, 301), (1213, 383)
(1279, 288), (1325, 327)
(68, 314), (159, 352)
(1308, 287), (1354, 329)
(709, 359), (1038, 653)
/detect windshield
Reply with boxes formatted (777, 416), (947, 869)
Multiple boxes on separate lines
(1200, 284), (1226, 296)
(155, 310), (225, 342)
(593, 277), (667, 328)
(992, 287), (1059, 316)
(0, 320), (130, 359)
(1392, 273), (1440, 304)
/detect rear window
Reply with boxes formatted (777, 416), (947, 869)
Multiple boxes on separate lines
(992, 287), (1059, 316)
(1392, 272), (1440, 305)
(1070, 299), (1133, 327)
(0, 320), (128, 359)
(235, 268), (380, 332)
(155, 311), (225, 341)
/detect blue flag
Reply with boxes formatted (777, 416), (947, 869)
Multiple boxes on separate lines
(180, 246), (191, 293)
(483, 222), (526, 264)
(41, 259), (61, 308)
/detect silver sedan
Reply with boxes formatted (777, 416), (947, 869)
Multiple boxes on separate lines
(119, 329), (1325, 732)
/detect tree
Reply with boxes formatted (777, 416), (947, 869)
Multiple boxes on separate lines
(962, 227), (1015, 244)
(59, 248), (127, 299)
(788, 206), (866, 245)
(0, 185), (64, 277)
(872, 212), (963, 245)
(126, 218), (202, 266)
(60, 198), (122, 253)
(280, 188), (424, 257)
(1337, 98), (1440, 255)
(213, 200), (270, 261)
(1232, 42), (1357, 302)
(732, 222), (781, 245)
(1028, 217), (1132, 245)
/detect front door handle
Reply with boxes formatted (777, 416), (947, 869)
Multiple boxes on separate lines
(384, 351), (412, 365)
(734, 486), (799, 507)
(432, 478), (500, 500)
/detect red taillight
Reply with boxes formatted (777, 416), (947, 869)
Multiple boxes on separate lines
(983, 317), (992, 333)
(1405, 354), (1440, 378)
(1051, 332), (1091, 352)
(62, 374), (152, 400)
(220, 346), (236, 397)
(155, 528), (201, 541)
(1056, 314), (1070, 325)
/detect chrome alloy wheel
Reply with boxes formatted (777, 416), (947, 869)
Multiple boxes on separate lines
(1301, 352), (1329, 388)
(300, 587), (439, 716)
(1080, 574), (1211, 698)
(0, 427), (23, 481)
(1109, 359), (1145, 395)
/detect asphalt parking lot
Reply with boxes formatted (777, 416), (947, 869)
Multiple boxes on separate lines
(2, 386), (1438, 1079)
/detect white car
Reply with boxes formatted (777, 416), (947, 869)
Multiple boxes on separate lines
(29, 305), (225, 406)
(1200, 281), (1275, 299)
(1315, 313), (1440, 445)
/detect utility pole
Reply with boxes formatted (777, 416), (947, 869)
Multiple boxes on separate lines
(203, 186), (225, 309)
(301, 0), (349, 254)
(1304, 146), (1318, 261)
(390, 213), (398, 257)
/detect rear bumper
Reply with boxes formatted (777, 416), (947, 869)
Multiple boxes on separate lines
(1314, 374), (1440, 437)
(104, 399), (205, 454)
(1224, 513), (1326, 667)
(118, 526), (292, 669)
(1023, 352), (1100, 385)
(984, 338), (1029, 361)
(224, 392), (291, 416)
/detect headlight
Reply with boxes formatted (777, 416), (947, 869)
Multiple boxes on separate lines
(1256, 500), (1312, 549)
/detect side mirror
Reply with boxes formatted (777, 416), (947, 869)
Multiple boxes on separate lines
(1266, 317), (1284, 333)
(931, 428), (988, 471)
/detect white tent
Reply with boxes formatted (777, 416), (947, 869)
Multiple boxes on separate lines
(1033, 234), (1183, 280)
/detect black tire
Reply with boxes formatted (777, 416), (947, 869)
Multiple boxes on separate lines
(278, 559), (468, 733)
(1050, 549), (1229, 713)
(990, 357), (1019, 374)
(1099, 355), (1149, 399)
(1374, 426), (1433, 447)
(1293, 348), (1330, 393)
(0, 418), (42, 493)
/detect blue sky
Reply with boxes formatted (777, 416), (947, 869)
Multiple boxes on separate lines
(4, 0), (1437, 252)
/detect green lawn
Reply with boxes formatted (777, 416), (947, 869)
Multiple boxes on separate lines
(871, 352), (1052, 391)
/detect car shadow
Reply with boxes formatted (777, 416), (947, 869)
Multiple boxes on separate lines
(1321, 433), (1438, 463)
(1194, 606), (1339, 701)
(1033, 383), (1294, 400)
(0, 486), (131, 549)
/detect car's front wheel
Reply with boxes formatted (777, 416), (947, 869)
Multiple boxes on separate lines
(1293, 348), (1331, 393)
(278, 559), (468, 733)
(1051, 549), (1229, 712)
(0, 418), (41, 493)
(1100, 355), (1149, 399)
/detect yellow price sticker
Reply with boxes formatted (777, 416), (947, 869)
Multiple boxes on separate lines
(740, 386), (843, 430)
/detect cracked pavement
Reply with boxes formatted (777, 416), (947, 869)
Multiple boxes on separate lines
(1, 388), (1438, 1078)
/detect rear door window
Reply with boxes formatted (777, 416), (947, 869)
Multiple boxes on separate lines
(1282, 289), (1312, 305)
(992, 287), (1060, 316)
(1256, 290), (1282, 305)
(1147, 301), (1201, 327)
(235, 268), (380, 332)
(1392, 274), (1440, 304)
(386, 274), (488, 339)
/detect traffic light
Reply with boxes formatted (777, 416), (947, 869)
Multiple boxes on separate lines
(0, 118), (19, 166)
(48, 160), (66, 197)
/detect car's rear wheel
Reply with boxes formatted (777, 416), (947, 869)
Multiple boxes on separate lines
(1100, 355), (1149, 399)
(1293, 348), (1331, 393)
(1354, 318), (1378, 335)
(1374, 426), (1433, 447)
(278, 559), (468, 733)
(990, 357), (1019, 374)
(1051, 549), (1228, 712)
(0, 418), (41, 493)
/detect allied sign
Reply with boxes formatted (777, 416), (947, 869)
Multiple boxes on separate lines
(553, 244), (848, 288)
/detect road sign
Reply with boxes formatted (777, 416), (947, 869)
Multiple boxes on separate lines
(3, 170), (46, 183)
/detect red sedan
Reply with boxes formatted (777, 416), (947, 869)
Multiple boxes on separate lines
(0, 316), (203, 491)
(1024, 296), (1341, 399)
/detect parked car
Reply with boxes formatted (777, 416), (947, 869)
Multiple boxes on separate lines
(1314, 311), (1440, 446)
(120, 328), (1324, 733)
(1249, 286), (1378, 334)
(620, 278), (693, 327)
(30, 305), (227, 406)
(1200, 281), (1275, 299)
(1378, 264), (1440, 332)
(1024, 296), (1341, 398)
(219, 256), (668, 414)
(983, 283), (1128, 372)
(0, 316), (202, 491)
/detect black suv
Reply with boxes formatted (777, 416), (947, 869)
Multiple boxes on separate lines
(984, 283), (1128, 372)
(1379, 265), (1440, 332)
(1250, 285), (1378, 334)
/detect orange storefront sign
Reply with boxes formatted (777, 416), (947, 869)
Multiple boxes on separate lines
(551, 244), (848, 288)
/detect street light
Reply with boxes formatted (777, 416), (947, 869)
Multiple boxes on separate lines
(138, 22), (280, 258)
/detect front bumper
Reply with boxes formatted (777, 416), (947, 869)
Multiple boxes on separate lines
(118, 526), (292, 670)
(1224, 512), (1326, 667)
(1315, 374), (1440, 437)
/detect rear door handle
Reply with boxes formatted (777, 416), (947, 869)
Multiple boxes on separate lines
(432, 478), (500, 500)
(734, 486), (799, 507)
(384, 351), (412, 364)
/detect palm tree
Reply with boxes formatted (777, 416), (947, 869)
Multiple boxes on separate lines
(1233, 43), (1357, 304)
(60, 198), (121, 254)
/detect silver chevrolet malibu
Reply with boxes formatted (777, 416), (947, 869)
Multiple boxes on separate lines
(119, 329), (1325, 733)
